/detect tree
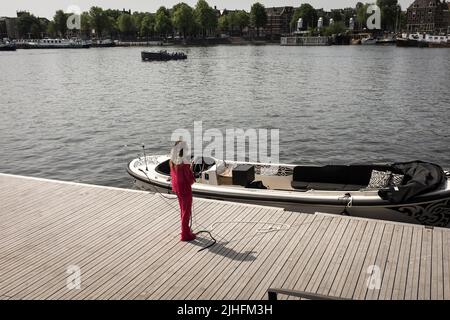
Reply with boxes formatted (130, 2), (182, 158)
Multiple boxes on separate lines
(53, 10), (68, 37)
(330, 10), (343, 22)
(89, 6), (108, 38)
(250, 2), (267, 37)
(218, 15), (229, 33)
(141, 14), (155, 39)
(377, 0), (399, 31)
(46, 21), (57, 37)
(118, 13), (136, 40)
(154, 6), (172, 38)
(172, 3), (195, 39)
(132, 12), (146, 38)
(80, 12), (92, 38)
(290, 3), (318, 30)
(194, 0), (218, 38)
(17, 12), (41, 38)
(236, 11), (250, 36)
(356, 2), (369, 30)
(324, 21), (346, 36)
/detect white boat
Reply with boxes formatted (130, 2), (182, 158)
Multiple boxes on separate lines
(127, 155), (450, 227)
(23, 38), (90, 49)
(361, 36), (377, 45)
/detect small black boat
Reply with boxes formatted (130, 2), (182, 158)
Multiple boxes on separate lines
(141, 50), (187, 61)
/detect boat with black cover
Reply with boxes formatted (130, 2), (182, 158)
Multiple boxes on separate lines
(128, 155), (450, 227)
(141, 50), (187, 61)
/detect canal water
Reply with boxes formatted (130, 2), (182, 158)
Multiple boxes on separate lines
(0, 45), (449, 187)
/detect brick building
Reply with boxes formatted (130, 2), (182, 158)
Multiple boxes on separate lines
(265, 6), (294, 38)
(0, 17), (19, 39)
(406, 0), (449, 33)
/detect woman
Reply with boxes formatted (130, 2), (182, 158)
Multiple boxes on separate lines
(170, 140), (196, 241)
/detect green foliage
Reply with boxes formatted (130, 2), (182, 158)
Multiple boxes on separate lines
(218, 15), (229, 32)
(17, 12), (42, 38)
(172, 3), (195, 38)
(80, 12), (91, 37)
(323, 21), (347, 36)
(194, 0), (218, 37)
(154, 6), (172, 36)
(356, 2), (369, 27)
(290, 3), (318, 30)
(250, 2), (267, 37)
(141, 14), (156, 37)
(377, 0), (400, 31)
(118, 13), (136, 37)
(46, 21), (57, 37)
(53, 10), (68, 36)
(236, 11), (250, 33)
(89, 6), (110, 37)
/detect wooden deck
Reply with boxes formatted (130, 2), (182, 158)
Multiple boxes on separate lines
(0, 173), (449, 300)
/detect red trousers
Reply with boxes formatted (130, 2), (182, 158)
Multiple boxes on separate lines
(171, 164), (196, 241)
(176, 191), (195, 241)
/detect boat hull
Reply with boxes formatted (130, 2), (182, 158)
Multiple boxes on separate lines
(132, 175), (450, 227)
(127, 156), (450, 228)
(141, 51), (187, 61)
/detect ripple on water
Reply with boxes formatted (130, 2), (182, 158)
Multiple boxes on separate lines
(0, 45), (449, 187)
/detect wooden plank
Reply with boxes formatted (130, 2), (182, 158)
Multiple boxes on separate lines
(296, 218), (350, 294)
(17, 195), (172, 299)
(404, 227), (422, 300)
(1, 174), (449, 301)
(443, 231), (450, 300)
(265, 214), (323, 292)
(315, 218), (361, 297)
(274, 215), (335, 296)
(379, 224), (404, 300)
(1, 186), (121, 248)
(0, 189), (140, 277)
(197, 210), (299, 300)
(351, 222), (385, 300)
(1, 192), (162, 298)
(391, 226), (413, 300)
(147, 206), (277, 300)
(238, 213), (310, 300)
(73, 202), (241, 300)
(365, 223), (394, 300)
(101, 202), (254, 300)
(336, 220), (376, 299)
(431, 229), (444, 300)
(35, 198), (220, 300)
(328, 219), (367, 298)
(418, 227), (432, 300)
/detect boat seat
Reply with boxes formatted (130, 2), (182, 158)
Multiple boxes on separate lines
(290, 164), (394, 191)
(307, 183), (346, 191)
(291, 181), (309, 190)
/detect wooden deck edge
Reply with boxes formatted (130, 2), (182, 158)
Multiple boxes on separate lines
(0, 173), (287, 212)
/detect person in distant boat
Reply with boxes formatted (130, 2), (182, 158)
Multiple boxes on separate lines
(170, 139), (196, 242)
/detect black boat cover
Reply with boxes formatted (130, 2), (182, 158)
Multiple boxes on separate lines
(378, 161), (446, 203)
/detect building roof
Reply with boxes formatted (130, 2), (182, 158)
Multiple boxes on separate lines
(408, 0), (447, 10)
(265, 6), (294, 16)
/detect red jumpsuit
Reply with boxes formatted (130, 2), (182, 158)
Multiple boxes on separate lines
(170, 163), (196, 241)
